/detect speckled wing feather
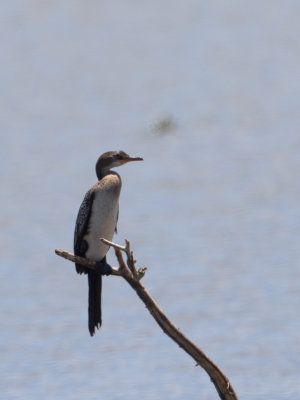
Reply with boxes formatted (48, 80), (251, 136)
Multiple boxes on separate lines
(74, 188), (95, 273)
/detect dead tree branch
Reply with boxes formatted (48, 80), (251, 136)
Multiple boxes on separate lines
(55, 240), (238, 400)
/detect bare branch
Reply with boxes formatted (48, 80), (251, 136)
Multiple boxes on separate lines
(100, 237), (127, 253)
(100, 237), (144, 279)
(55, 241), (238, 400)
(54, 249), (122, 276)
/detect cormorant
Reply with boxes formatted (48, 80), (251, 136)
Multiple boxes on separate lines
(74, 150), (143, 336)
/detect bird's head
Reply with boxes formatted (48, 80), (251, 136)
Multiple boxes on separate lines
(96, 150), (143, 179)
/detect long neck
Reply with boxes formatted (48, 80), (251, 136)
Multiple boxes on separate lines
(96, 167), (122, 183)
(96, 157), (112, 180)
(96, 166), (109, 180)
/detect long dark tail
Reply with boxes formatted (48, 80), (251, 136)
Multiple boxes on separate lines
(88, 271), (102, 336)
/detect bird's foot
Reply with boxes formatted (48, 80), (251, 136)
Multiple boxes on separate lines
(95, 260), (113, 276)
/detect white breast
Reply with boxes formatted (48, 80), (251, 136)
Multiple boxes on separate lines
(84, 176), (120, 261)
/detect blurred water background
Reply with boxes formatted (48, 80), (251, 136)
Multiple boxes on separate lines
(1, 1), (300, 399)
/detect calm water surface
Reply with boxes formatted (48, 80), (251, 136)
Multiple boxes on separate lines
(1, 1), (300, 399)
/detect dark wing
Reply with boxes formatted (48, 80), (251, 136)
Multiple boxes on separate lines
(115, 207), (119, 234)
(74, 188), (95, 274)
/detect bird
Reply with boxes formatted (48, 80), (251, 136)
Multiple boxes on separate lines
(74, 150), (143, 336)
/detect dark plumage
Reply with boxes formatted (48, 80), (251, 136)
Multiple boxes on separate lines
(74, 151), (143, 336)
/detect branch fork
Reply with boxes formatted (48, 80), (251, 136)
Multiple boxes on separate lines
(55, 238), (146, 281)
(100, 238), (147, 280)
